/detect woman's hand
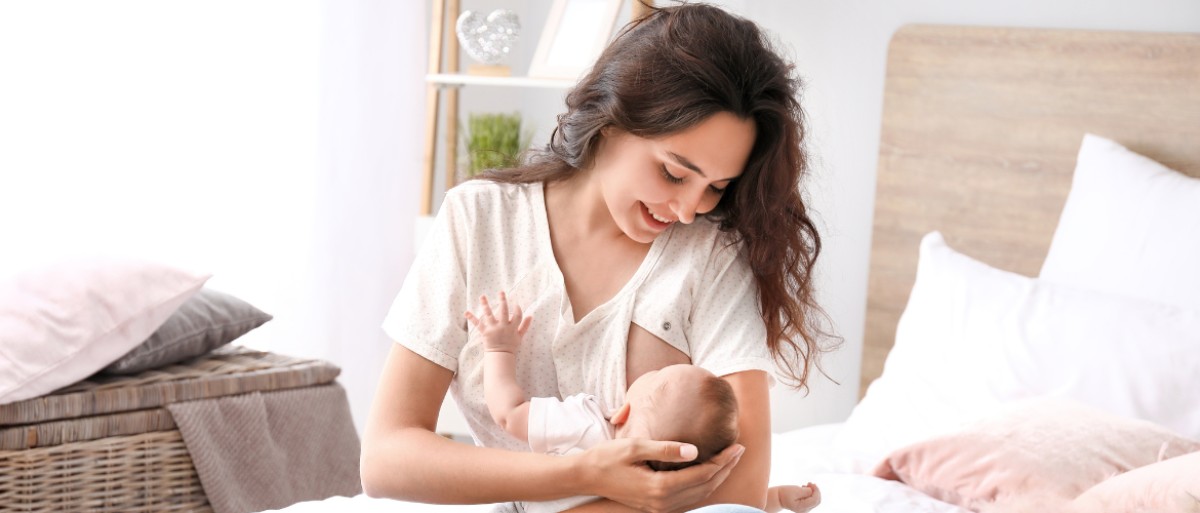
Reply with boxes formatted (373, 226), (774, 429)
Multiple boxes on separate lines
(571, 438), (745, 513)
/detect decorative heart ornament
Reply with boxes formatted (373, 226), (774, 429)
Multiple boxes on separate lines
(456, 9), (521, 66)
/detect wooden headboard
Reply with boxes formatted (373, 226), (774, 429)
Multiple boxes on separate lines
(860, 25), (1200, 395)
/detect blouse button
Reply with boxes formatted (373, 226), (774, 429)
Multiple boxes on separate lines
(662, 321), (671, 331)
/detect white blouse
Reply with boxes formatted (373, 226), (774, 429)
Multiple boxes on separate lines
(382, 180), (773, 451)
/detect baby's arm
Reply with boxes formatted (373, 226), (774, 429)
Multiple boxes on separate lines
(466, 292), (534, 441)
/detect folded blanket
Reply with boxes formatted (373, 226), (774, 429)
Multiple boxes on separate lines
(167, 383), (362, 513)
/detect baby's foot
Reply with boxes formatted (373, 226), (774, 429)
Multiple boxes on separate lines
(778, 483), (821, 513)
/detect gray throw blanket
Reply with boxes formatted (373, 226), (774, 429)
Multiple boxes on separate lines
(167, 383), (363, 513)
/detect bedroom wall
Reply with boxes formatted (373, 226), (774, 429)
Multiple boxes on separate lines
(457, 0), (1200, 433)
(0, 0), (425, 437)
(3, 1), (1196, 440)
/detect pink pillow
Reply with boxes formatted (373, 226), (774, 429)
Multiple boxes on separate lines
(0, 258), (209, 404)
(1071, 451), (1200, 513)
(872, 398), (1200, 511)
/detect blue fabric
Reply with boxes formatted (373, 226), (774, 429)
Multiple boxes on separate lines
(688, 505), (767, 513)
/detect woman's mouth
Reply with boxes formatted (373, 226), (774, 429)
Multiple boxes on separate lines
(641, 202), (674, 230)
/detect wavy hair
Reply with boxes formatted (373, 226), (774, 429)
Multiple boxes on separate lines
(480, 3), (838, 390)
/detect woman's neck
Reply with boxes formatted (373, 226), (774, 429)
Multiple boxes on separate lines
(544, 170), (625, 244)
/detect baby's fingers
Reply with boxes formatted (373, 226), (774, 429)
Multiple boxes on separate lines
(516, 311), (530, 335)
(479, 295), (495, 321)
(508, 304), (532, 333)
(497, 291), (510, 322)
(464, 310), (481, 328)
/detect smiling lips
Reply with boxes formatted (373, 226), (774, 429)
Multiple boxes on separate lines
(642, 202), (675, 229)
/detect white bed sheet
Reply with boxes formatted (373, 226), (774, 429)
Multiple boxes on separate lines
(264, 423), (967, 513)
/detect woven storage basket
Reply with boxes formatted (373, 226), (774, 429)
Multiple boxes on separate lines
(0, 346), (341, 513)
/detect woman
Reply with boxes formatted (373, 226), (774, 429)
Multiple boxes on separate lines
(361, 4), (832, 512)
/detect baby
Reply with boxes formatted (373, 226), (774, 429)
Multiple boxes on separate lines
(467, 292), (821, 513)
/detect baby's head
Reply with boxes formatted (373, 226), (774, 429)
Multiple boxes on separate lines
(612, 364), (739, 471)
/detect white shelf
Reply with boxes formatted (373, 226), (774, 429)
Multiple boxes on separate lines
(426, 73), (575, 89)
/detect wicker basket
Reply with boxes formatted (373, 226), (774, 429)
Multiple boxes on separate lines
(0, 346), (341, 513)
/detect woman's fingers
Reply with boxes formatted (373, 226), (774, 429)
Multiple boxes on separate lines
(641, 444), (743, 513)
(699, 444), (743, 487)
(577, 438), (744, 513)
(708, 443), (745, 468)
(664, 443), (745, 499)
(648, 438), (700, 462)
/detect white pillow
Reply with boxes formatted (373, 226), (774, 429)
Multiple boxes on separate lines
(834, 232), (1200, 469)
(0, 258), (210, 404)
(1040, 134), (1200, 310)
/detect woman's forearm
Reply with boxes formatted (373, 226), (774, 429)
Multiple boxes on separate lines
(363, 344), (577, 504)
(361, 425), (578, 503)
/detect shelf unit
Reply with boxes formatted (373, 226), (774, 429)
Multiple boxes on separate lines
(420, 0), (654, 216)
(426, 73), (575, 89)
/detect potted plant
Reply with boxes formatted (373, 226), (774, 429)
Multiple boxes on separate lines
(464, 112), (530, 177)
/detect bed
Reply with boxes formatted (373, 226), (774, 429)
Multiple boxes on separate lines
(269, 24), (1200, 513)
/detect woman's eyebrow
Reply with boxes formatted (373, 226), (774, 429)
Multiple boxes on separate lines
(668, 151), (736, 183)
(668, 151), (707, 177)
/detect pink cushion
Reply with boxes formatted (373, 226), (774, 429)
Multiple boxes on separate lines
(1070, 451), (1200, 513)
(0, 258), (209, 404)
(872, 398), (1200, 511)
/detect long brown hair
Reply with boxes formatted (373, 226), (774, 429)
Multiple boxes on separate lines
(481, 3), (837, 391)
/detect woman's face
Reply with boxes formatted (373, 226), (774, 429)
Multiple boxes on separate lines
(592, 111), (756, 244)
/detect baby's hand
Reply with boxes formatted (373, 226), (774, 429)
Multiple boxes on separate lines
(465, 291), (532, 354)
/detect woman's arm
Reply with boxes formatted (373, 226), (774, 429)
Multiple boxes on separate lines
(360, 342), (561, 503)
(361, 343), (572, 503)
(678, 370), (772, 509)
(361, 343), (729, 506)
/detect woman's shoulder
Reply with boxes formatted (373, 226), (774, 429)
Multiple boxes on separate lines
(445, 179), (536, 203)
(439, 179), (540, 220)
(661, 219), (742, 267)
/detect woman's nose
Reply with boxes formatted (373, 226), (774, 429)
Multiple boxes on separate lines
(670, 188), (704, 224)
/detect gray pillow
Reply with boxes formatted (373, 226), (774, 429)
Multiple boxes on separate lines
(102, 288), (272, 375)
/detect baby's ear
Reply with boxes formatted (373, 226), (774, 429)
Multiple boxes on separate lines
(611, 403), (631, 426)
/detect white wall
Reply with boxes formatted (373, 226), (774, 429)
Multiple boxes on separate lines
(448, 0), (1200, 433)
(0, 0), (427, 437)
(3, 0), (1195, 440)
(0, 1), (322, 351)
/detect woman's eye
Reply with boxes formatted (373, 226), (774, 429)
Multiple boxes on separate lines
(661, 166), (684, 184)
(708, 185), (726, 194)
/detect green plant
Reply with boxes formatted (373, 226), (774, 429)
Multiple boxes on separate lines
(465, 112), (528, 177)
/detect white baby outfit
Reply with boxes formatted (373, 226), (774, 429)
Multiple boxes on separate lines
(504, 394), (613, 513)
(382, 180), (773, 509)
